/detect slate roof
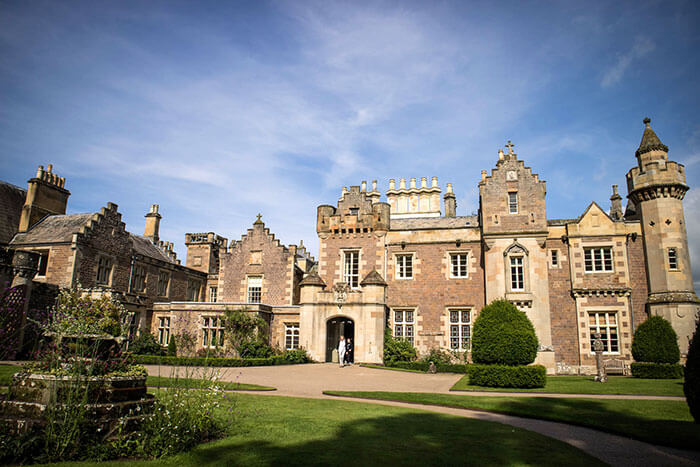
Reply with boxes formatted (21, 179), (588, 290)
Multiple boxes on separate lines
(130, 234), (176, 264)
(547, 218), (578, 226)
(10, 213), (93, 245)
(0, 181), (26, 245)
(299, 272), (326, 287)
(390, 216), (478, 230)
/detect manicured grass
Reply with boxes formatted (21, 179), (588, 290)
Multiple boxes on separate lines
(147, 375), (274, 391)
(53, 393), (603, 466)
(0, 364), (274, 391)
(359, 363), (425, 374)
(324, 391), (699, 451)
(451, 374), (685, 396)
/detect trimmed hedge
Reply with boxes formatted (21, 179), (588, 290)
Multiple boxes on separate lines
(389, 361), (468, 374)
(630, 362), (684, 379)
(472, 299), (538, 366)
(133, 355), (305, 367)
(685, 319), (700, 423)
(632, 316), (680, 364)
(469, 364), (546, 388)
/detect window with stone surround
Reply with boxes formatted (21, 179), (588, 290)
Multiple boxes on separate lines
(157, 316), (170, 346)
(668, 248), (678, 270)
(449, 309), (471, 350)
(123, 312), (138, 341)
(393, 309), (414, 345)
(584, 247), (613, 273)
(508, 192), (518, 214)
(343, 250), (360, 288)
(450, 253), (469, 278)
(202, 315), (224, 348)
(247, 276), (262, 303)
(157, 271), (170, 297)
(131, 264), (147, 293)
(550, 249), (559, 268)
(395, 254), (413, 279)
(209, 286), (218, 302)
(96, 256), (113, 285)
(187, 279), (201, 301)
(285, 323), (300, 350)
(509, 256), (524, 290)
(36, 250), (49, 277)
(588, 312), (619, 354)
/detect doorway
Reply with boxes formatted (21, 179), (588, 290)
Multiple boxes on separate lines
(326, 317), (354, 362)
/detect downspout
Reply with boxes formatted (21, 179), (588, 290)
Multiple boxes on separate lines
(69, 233), (79, 289)
(128, 255), (135, 294)
(626, 235), (636, 333)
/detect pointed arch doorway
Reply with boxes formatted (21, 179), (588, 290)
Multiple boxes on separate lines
(326, 317), (354, 362)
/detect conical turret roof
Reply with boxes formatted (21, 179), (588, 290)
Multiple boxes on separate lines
(636, 117), (668, 156)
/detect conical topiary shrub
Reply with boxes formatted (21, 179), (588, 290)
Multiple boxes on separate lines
(685, 319), (700, 423)
(632, 316), (680, 363)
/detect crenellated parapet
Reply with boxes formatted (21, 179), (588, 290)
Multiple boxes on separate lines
(386, 176), (441, 218)
(626, 160), (688, 203)
(317, 185), (390, 235)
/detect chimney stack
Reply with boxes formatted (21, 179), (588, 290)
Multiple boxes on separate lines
(444, 183), (456, 217)
(19, 164), (71, 232)
(144, 204), (161, 243)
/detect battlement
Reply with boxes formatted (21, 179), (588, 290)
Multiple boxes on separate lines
(318, 183), (390, 235)
(626, 160), (688, 201)
(33, 164), (67, 190)
(185, 232), (228, 248)
(386, 176), (442, 218)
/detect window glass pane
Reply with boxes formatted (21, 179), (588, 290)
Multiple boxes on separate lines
(462, 310), (470, 323)
(395, 311), (403, 322)
(405, 311), (413, 323)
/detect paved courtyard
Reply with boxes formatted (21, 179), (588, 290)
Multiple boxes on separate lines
(144, 363), (700, 466)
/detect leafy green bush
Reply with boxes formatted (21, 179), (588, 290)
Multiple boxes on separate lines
(128, 332), (162, 355)
(383, 328), (417, 366)
(632, 316), (680, 364)
(167, 336), (177, 357)
(472, 299), (538, 366)
(281, 348), (311, 364)
(469, 364), (546, 388)
(686, 319), (700, 423)
(420, 348), (453, 365)
(237, 340), (274, 358)
(630, 362), (684, 379)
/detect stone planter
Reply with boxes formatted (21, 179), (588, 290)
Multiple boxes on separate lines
(0, 372), (154, 437)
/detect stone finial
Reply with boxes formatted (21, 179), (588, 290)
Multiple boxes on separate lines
(481, 170), (487, 181)
(254, 213), (264, 224)
(432, 176), (438, 187)
(389, 179), (395, 190)
(361, 181), (367, 192)
(446, 183), (454, 193)
(410, 177), (416, 189)
(400, 178), (406, 189)
(372, 180), (378, 192)
(505, 140), (515, 155)
(420, 177), (427, 188)
(610, 184), (623, 221)
(498, 149), (504, 160)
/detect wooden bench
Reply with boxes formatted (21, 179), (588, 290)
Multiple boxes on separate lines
(603, 358), (629, 376)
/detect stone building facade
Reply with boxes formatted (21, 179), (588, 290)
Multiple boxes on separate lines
(1, 118), (697, 373)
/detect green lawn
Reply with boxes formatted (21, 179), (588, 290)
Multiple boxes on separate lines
(451, 374), (685, 396)
(324, 391), (698, 451)
(359, 363), (425, 373)
(0, 364), (274, 391)
(53, 393), (603, 466)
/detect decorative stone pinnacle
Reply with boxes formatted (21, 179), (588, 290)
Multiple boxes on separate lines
(643, 117), (651, 125)
(505, 140), (515, 154)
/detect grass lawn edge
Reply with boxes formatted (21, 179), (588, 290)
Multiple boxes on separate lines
(358, 363), (426, 374)
(322, 390), (697, 452)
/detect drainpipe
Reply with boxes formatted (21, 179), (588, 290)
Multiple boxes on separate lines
(127, 255), (135, 294)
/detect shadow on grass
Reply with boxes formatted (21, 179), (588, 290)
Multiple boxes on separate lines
(182, 411), (604, 466)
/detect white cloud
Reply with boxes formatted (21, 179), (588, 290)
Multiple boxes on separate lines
(601, 36), (655, 88)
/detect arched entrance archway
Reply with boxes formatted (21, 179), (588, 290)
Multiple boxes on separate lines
(326, 317), (354, 362)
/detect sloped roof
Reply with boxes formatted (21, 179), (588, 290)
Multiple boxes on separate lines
(10, 213), (93, 245)
(391, 216), (478, 230)
(361, 269), (387, 286)
(547, 218), (578, 226)
(636, 117), (668, 156)
(0, 181), (26, 245)
(299, 272), (326, 287)
(130, 234), (177, 264)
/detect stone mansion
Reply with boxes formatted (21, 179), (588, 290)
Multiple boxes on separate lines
(1, 118), (698, 374)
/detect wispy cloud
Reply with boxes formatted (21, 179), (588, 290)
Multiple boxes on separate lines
(601, 36), (655, 88)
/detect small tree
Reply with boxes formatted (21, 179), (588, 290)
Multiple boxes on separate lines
(472, 299), (538, 366)
(167, 335), (177, 357)
(632, 316), (680, 364)
(383, 327), (417, 365)
(223, 308), (270, 357)
(685, 318), (700, 423)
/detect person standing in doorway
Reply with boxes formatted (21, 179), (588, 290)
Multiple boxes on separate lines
(345, 338), (354, 365)
(338, 336), (346, 368)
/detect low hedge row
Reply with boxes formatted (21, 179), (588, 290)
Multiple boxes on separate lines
(388, 361), (468, 374)
(630, 362), (684, 379)
(468, 364), (546, 388)
(133, 355), (299, 367)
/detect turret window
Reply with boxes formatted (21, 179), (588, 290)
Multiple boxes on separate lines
(550, 250), (559, 268)
(584, 247), (613, 272)
(343, 250), (360, 288)
(668, 248), (678, 270)
(508, 192), (518, 214)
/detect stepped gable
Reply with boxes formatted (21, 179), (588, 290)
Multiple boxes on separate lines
(360, 269), (387, 286)
(0, 181), (26, 245)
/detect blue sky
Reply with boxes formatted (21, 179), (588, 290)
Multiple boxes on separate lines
(1, 0), (699, 285)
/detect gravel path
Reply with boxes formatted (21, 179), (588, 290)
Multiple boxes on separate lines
(144, 362), (699, 466)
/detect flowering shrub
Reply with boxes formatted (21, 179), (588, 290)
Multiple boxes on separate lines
(24, 344), (145, 377)
(44, 288), (127, 337)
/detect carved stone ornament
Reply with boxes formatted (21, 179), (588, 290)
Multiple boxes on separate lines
(333, 282), (351, 309)
(12, 250), (40, 280)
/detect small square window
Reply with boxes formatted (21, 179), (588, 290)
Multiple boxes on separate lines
(668, 248), (678, 270)
(551, 250), (558, 267)
(450, 253), (468, 278)
(396, 254), (413, 279)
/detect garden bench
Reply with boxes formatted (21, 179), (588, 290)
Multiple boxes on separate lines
(603, 358), (629, 376)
